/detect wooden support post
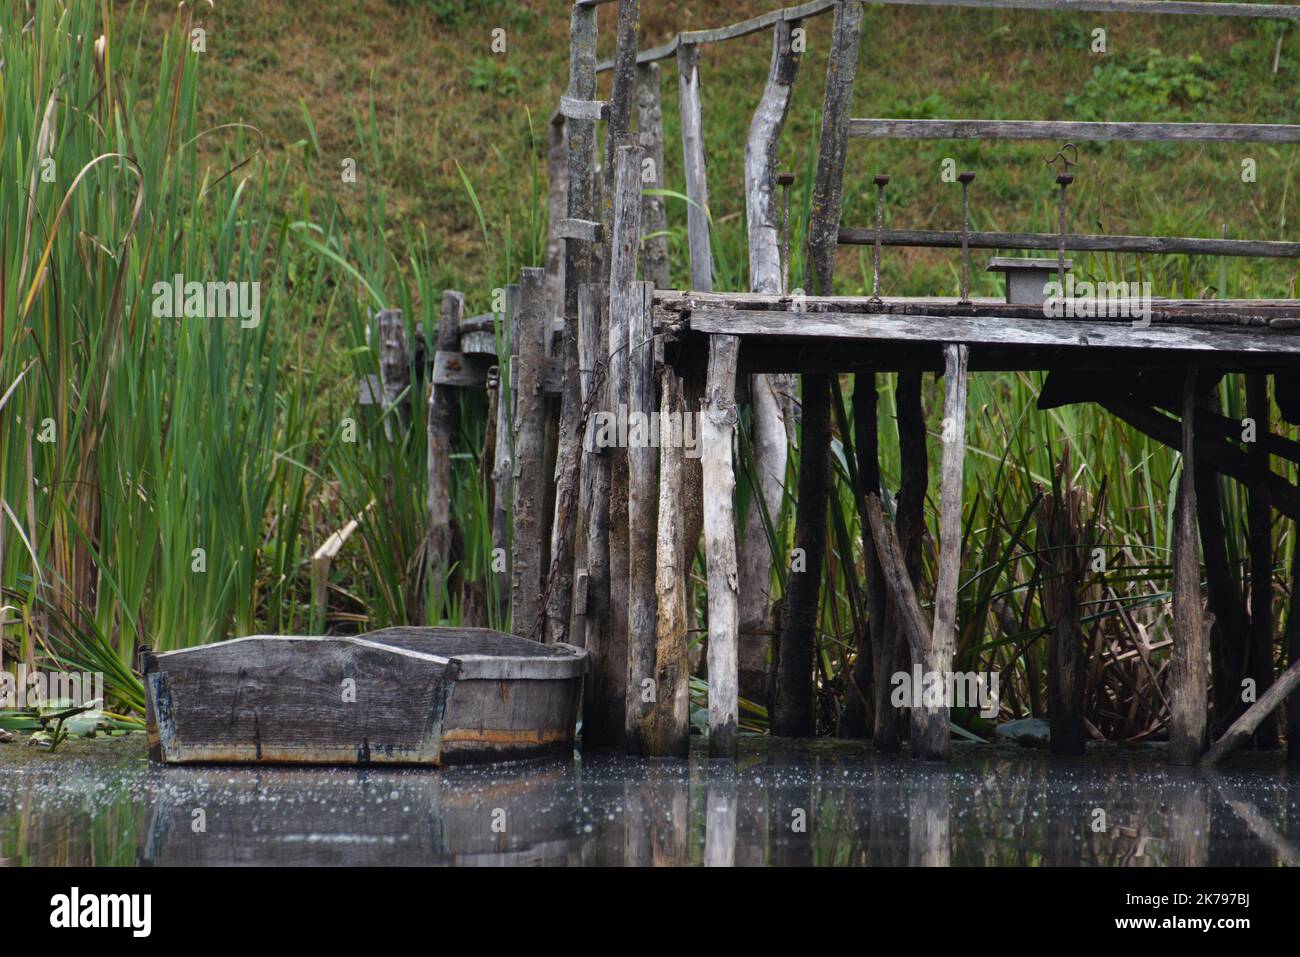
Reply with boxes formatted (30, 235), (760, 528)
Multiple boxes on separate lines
(580, 286), (621, 746)
(626, 281), (657, 752)
(701, 335), (741, 757)
(1246, 373), (1280, 749)
(917, 343), (968, 761)
(740, 20), (802, 709)
(1170, 371), (1209, 765)
(842, 372), (884, 738)
(600, 0), (639, 285)
(645, 363), (691, 757)
(375, 308), (409, 438)
(600, 143), (643, 744)
(545, 1), (599, 645)
(490, 286), (518, 621)
(773, 0), (865, 738)
(510, 269), (548, 639)
(676, 41), (712, 293)
(545, 119), (569, 324)
(426, 292), (462, 623)
(1040, 457), (1088, 756)
(570, 283), (602, 647)
(636, 63), (670, 289)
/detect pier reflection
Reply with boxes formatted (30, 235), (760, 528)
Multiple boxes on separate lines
(2, 737), (1299, 866)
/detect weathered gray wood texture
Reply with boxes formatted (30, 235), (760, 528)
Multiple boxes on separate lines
(427, 292), (463, 619)
(510, 269), (549, 638)
(849, 118), (1300, 143)
(626, 281), (657, 752)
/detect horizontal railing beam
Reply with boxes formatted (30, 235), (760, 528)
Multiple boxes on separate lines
(593, 0), (1300, 72)
(848, 118), (1300, 143)
(837, 227), (1300, 259)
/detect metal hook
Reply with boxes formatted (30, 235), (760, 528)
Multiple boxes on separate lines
(1043, 142), (1078, 176)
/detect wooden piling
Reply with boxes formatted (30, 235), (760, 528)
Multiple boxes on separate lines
(1040, 457), (1087, 756)
(1203, 655), (1300, 765)
(510, 270), (549, 639)
(626, 281), (657, 751)
(739, 20), (802, 708)
(773, 0), (865, 738)
(917, 343), (968, 761)
(599, 143), (644, 744)
(426, 292), (462, 623)
(490, 286), (518, 619)
(580, 286), (621, 746)
(545, 0), (599, 646)
(1246, 372), (1280, 749)
(896, 370), (929, 746)
(1169, 371), (1209, 765)
(645, 364), (691, 757)
(701, 335), (742, 756)
(843, 372), (884, 739)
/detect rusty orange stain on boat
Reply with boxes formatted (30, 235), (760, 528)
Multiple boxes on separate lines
(441, 727), (569, 746)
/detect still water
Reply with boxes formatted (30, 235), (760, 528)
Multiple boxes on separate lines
(2, 736), (1298, 866)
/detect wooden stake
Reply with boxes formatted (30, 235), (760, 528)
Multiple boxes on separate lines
(645, 364), (691, 757)
(1246, 372), (1280, 749)
(375, 308), (409, 438)
(636, 63), (670, 289)
(626, 281), (657, 751)
(510, 269), (548, 639)
(426, 292), (462, 623)
(701, 335), (741, 757)
(842, 372), (884, 739)
(740, 20), (802, 708)
(917, 342), (968, 761)
(570, 282), (602, 648)
(490, 286), (518, 622)
(580, 287), (621, 746)
(1169, 370), (1209, 765)
(676, 41), (712, 292)
(1203, 655), (1300, 765)
(545, 1), (599, 645)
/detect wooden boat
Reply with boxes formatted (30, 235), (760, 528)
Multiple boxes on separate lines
(142, 627), (586, 766)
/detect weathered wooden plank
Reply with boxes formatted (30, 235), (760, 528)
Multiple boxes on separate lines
(426, 292), (462, 622)
(687, 307), (1300, 354)
(837, 227), (1300, 260)
(919, 343), (967, 761)
(511, 269), (549, 639)
(1169, 372), (1209, 765)
(431, 350), (492, 388)
(701, 335), (741, 757)
(570, 283), (603, 647)
(592, 0), (1299, 73)
(559, 96), (608, 122)
(506, 359), (565, 395)
(740, 21), (802, 703)
(644, 364), (691, 757)
(677, 42), (713, 292)
(601, 0), (639, 288)
(558, 218), (605, 243)
(626, 281), (657, 752)
(1203, 657), (1300, 766)
(849, 118), (1300, 143)
(862, 494), (933, 674)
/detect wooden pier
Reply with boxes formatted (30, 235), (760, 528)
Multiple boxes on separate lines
(384, 0), (1300, 766)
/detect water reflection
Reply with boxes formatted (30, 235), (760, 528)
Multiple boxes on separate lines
(2, 737), (1299, 866)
